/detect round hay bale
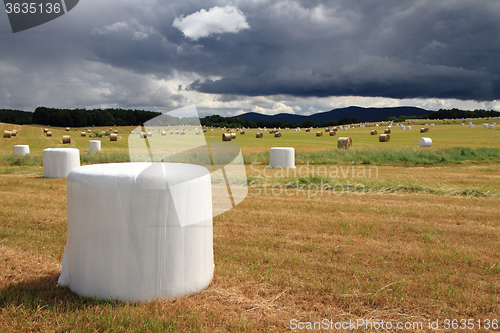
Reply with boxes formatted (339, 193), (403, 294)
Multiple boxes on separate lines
(62, 135), (71, 144)
(274, 132), (281, 137)
(14, 145), (29, 156)
(371, 130), (377, 135)
(420, 128), (429, 133)
(147, 132), (152, 137)
(89, 140), (101, 151)
(161, 131), (166, 136)
(419, 137), (432, 147)
(329, 131), (336, 136)
(325, 128), (330, 132)
(47, 131), (52, 137)
(81, 132), (86, 137)
(114, 130), (118, 134)
(175, 131), (179, 135)
(66, 127), (70, 131)
(196, 131), (201, 135)
(87, 129), (91, 133)
(230, 133), (236, 139)
(43, 148), (80, 178)
(140, 132), (147, 138)
(180, 131), (186, 135)
(379, 134), (390, 142)
(240, 131), (245, 135)
(203, 129), (207, 132)
(268, 147), (295, 169)
(316, 131), (323, 137)
(11, 130), (17, 136)
(337, 137), (352, 149)
(222, 133), (232, 141)
(44, 128), (49, 133)
(110, 133), (118, 141)
(384, 129), (391, 134)
(4, 131), (12, 138)
(305, 129), (311, 132)
(256, 133), (263, 138)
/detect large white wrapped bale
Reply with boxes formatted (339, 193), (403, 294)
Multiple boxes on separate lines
(14, 145), (29, 156)
(43, 148), (80, 178)
(88, 140), (101, 152)
(58, 162), (213, 302)
(268, 147), (295, 169)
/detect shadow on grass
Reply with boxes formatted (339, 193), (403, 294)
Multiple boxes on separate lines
(0, 273), (127, 311)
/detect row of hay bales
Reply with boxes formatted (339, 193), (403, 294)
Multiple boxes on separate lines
(3, 129), (18, 138)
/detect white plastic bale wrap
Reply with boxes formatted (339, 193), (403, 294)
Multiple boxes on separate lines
(419, 137), (432, 147)
(58, 162), (214, 301)
(14, 145), (29, 156)
(268, 147), (295, 169)
(88, 140), (101, 152)
(43, 148), (80, 178)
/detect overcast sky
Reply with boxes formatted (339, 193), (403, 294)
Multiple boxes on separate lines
(1, 0), (499, 117)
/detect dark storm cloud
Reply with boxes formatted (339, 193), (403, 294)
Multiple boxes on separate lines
(80, 0), (500, 101)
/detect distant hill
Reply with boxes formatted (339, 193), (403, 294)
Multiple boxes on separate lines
(233, 106), (429, 123)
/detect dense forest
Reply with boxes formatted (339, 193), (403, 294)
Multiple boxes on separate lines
(200, 114), (360, 129)
(0, 107), (161, 127)
(427, 108), (500, 120)
(1, 107), (499, 128)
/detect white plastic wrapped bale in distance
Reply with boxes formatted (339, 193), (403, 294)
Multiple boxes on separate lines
(418, 137), (432, 147)
(268, 147), (295, 169)
(407, 126), (412, 130)
(484, 123), (488, 128)
(461, 123), (464, 126)
(89, 140), (101, 152)
(489, 125), (494, 129)
(469, 124), (474, 128)
(431, 124), (435, 127)
(58, 162), (213, 301)
(14, 145), (29, 156)
(497, 126), (500, 130)
(43, 148), (80, 178)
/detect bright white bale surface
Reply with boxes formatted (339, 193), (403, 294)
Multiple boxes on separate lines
(14, 145), (29, 156)
(88, 140), (101, 152)
(268, 147), (295, 169)
(58, 162), (213, 302)
(418, 137), (432, 147)
(43, 148), (80, 178)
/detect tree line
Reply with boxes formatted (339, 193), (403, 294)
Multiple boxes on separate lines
(427, 108), (500, 120)
(0, 107), (163, 127)
(200, 114), (360, 128)
(2, 107), (498, 128)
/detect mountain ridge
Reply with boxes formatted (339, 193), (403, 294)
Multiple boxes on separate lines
(232, 106), (429, 123)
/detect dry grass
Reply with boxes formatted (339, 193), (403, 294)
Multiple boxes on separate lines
(1, 163), (499, 332)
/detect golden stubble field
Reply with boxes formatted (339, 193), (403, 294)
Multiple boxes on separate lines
(0, 120), (499, 332)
